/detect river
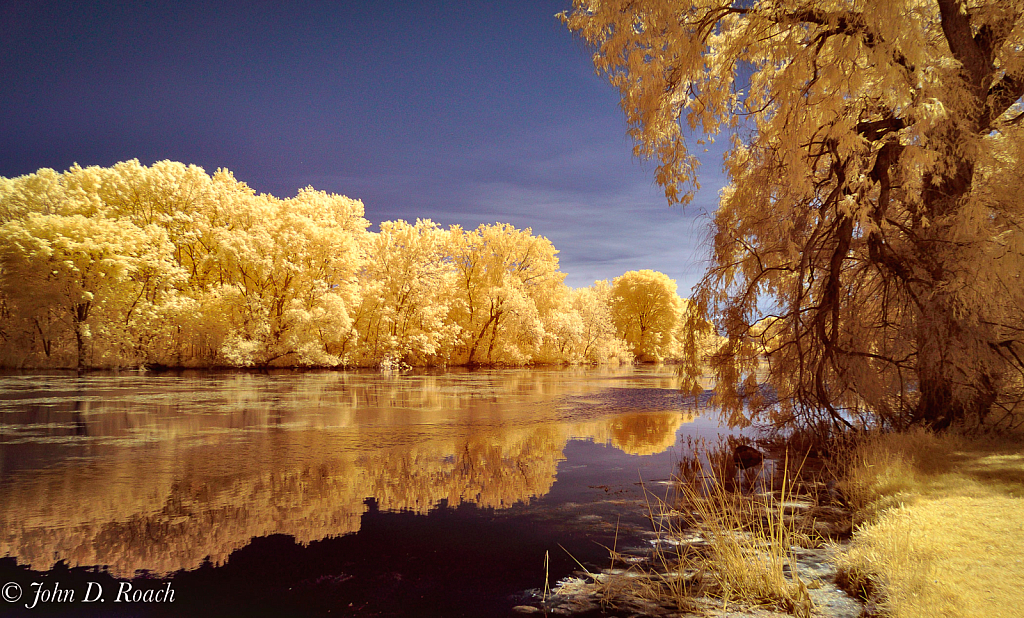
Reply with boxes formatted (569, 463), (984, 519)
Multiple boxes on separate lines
(0, 366), (727, 617)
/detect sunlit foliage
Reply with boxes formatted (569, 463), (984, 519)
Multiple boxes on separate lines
(445, 223), (565, 365)
(0, 214), (182, 369)
(1, 161), (369, 369)
(539, 280), (635, 364)
(0, 160), (706, 369)
(348, 218), (459, 367)
(563, 0), (1024, 432)
(610, 269), (689, 361)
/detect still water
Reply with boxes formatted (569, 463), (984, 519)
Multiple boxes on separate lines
(0, 366), (725, 617)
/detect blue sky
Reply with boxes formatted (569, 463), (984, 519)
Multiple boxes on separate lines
(0, 0), (725, 291)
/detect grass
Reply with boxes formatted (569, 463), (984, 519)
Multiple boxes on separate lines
(551, 428), (1022, 617)
(834, 428), (1024, 618)
(579, 442), (817, 617)
(671, 455), (814, 617)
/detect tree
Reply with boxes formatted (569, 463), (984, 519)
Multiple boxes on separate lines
(536, 281), (634, 364)
(0, 161), (370, 369)
(351, 219), (460, 367)
(1, 160), (724, 371)
(445, 223), (564, 365)
(610, 270), (688, 361)
(0, 214), (182, 370)
(209, 188), (368, 367)
(0, 167), (66, 223)
(563, 0), (1024, 432)
(570, 281), (635, 364)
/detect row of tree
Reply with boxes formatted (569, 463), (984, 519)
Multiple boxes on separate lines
(0, 160), (708, 370)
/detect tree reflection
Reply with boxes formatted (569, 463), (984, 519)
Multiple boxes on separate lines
(0, 368), (697, 576)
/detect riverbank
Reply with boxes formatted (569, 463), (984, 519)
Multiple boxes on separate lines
(518, 437), (862, 617)
(523, 428), (1023, 617)
(836, 429), (1024, 618)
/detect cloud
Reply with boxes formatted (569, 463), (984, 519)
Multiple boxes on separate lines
(288, 123), (729, 295)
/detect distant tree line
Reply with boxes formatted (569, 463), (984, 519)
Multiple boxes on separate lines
(0, 160), (713, 370)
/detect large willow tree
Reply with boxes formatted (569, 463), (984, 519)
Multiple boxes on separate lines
(563, 0), (1024, 432)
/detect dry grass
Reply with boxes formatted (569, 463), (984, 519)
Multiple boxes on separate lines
(597, 445), (817, 617)
(676, 460), (813, 617)
(835, 428), (1024, 618)
(577, 428), (1023, 617)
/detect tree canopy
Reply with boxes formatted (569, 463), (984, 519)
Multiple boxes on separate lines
(0, 160), (703, 371)
(610, 269), (688, 361)
(563, 0), (1024, 432)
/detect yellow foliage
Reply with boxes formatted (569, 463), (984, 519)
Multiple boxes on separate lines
(610, 269), (687, 361)
(0, 161), (709, 369)
(563, 0), (1024, 431)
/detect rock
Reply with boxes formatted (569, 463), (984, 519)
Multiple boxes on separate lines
(734, 445), (765, 469)
(512, 605), (541, 614)
(777, 500), (813, 513)
(805, 587), (864, 618)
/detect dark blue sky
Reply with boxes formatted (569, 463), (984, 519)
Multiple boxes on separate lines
(0, 0), (723, 290)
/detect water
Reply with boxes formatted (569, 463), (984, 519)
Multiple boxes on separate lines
(0, 366), (727, 617)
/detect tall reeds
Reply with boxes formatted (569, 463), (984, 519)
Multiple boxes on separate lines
(583, 440), (816, 616)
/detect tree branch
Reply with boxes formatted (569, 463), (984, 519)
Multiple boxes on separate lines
(937, 0), (992, 93)
(982, 70), (1024, 130)
(856, 116), (906, 141)
(782, 7), (914, 72)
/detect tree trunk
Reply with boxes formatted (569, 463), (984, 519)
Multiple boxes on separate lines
(74, 322), (86, 374)
(915, 361), (998, 430)
(466, 313), (496, 365)
(73, 301), (91, 374)
(911, 155), (998, 429)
